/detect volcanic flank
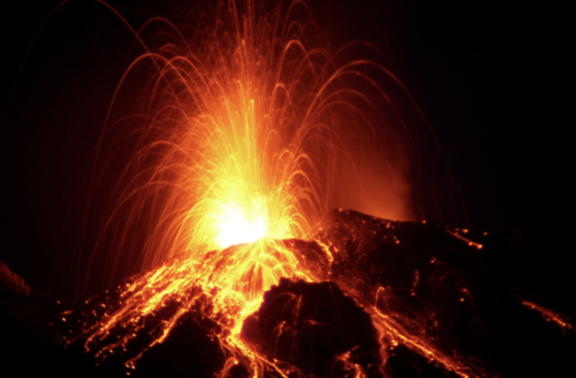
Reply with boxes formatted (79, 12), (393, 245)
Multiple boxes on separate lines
(2, 209), (574, 378)
(241, 278), (382, 377)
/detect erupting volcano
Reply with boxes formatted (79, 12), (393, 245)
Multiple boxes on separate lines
(1, 1), (573, 378)
(68, 0), (423, 375)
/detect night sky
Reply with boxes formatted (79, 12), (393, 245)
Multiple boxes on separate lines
(0, 0), (569, 300)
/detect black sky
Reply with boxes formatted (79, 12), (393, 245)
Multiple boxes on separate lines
(320, 0), (569, 231)
(0, 0), (569, 299)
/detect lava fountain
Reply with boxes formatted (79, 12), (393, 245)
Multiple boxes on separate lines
(58, 0), (471, 377)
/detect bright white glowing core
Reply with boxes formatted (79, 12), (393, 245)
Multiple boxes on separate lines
(215, 202), (269, 248)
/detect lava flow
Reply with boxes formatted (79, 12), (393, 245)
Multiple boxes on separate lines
(61, 1), (487, 377)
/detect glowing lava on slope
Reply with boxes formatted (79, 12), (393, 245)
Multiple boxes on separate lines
(58, 0), (490, 377)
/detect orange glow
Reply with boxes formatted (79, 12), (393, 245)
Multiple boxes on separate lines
(521, 300), (575, 334)
(65, 1), (487, 377)
(215, 199), (268, 248)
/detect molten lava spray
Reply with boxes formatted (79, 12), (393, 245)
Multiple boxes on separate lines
(64, 1), (484, 377)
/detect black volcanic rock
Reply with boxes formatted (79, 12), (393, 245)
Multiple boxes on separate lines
(315, 209), (496, 358)
(0, 260), (31, 298)
(2, 211), (575, 378)
(131, 311), (225, 378)
(315, 209), (576, 377)
(0, 260), (122, 378)
(241, 278), (383, 377)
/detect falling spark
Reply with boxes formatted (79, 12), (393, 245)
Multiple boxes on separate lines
(521, 300), (575, 334)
